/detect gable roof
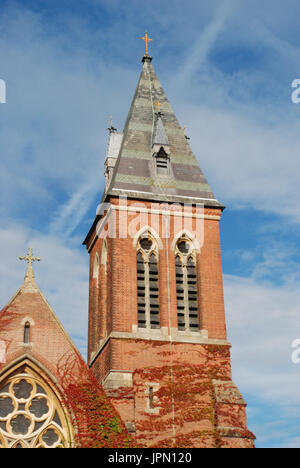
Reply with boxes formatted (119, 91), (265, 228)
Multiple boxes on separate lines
(1, 267), (80, 365)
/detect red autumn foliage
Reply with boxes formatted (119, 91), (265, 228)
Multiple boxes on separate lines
(128, 343), (253, 448)
(0, 305), (254, 448)
(56, 352), (137, 448)
(0, 306), (15, 371)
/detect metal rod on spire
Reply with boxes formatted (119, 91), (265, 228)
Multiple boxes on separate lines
(107, 115), (117, 133)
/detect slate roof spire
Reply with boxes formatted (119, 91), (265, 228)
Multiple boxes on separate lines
(103, 55), (223, 208)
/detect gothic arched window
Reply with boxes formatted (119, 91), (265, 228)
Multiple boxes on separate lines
(23, 322), (30, 344)
(175, 236), (199, 331)
(0, 361), (73, 448)
(137, 234), (160, 330)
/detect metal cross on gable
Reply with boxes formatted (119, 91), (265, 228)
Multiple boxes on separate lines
(19, 247), (41, 281)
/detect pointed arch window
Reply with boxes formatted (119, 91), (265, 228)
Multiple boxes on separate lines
(24, 322), (30, 344)
(175, 237), (199, 331)
(137, 234), (160, 330)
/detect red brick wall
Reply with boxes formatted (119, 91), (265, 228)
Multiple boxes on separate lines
(85, 197), (255, 448)
(86, 198), (227, 361)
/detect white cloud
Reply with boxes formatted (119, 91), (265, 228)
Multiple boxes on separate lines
(223, 269), (300, 447)
(49, 177), (101, 238)
(0, 4), (136, 229)
(182, 105), (300, 223)
(225, 272), (300, 405)
(171, 0), (238, 91)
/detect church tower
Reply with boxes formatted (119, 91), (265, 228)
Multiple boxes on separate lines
(83, 48), (255, 448)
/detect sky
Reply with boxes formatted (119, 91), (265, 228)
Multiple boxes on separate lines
(0, 0), (300, 448)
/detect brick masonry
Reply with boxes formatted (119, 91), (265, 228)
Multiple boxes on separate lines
(86, 197), (255, 447)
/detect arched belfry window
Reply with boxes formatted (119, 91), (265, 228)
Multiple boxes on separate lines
(175, 236), (199, 331)
(137, 234), (160, 330)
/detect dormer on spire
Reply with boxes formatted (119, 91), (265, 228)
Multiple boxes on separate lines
(153, 111), (169, 148)
(152, 111), (170, 176)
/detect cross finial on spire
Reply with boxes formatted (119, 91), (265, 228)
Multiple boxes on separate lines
(141, 32), (152, 56)
(19, 247), (41, 282)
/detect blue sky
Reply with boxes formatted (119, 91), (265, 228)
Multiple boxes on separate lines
(0, 0), (300, 448)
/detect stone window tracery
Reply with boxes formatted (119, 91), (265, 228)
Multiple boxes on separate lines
(0, 364), (73, 448)
(137, 234), (160, 330)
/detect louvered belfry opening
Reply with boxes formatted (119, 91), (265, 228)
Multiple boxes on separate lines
(137, 235), (160, 330)
(137, 252), (146, 328)
(149, 253), (160, 329)
(156, 147), (169, 176)
(187, 256), (199, 330)
(175, 255), (185, 330)
(175, 238), (200, 331)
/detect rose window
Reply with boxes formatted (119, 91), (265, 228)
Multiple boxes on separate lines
(0, 369), (72, 448)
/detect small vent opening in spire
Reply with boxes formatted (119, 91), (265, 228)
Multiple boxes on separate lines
(155, 147), (169, 176)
